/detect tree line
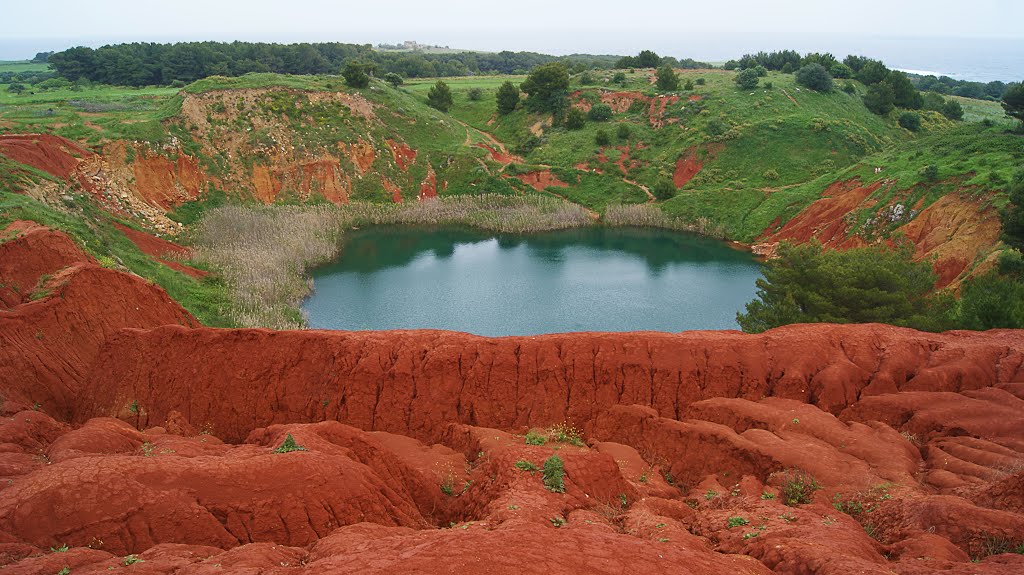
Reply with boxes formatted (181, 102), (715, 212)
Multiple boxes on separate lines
(45, 41), (621, 87)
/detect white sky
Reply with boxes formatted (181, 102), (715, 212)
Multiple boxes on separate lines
(3, 0), (1023, 80)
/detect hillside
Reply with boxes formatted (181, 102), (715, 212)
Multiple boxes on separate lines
(0, 65), (1020, 316)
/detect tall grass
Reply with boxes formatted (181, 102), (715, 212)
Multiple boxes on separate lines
(194, 195), (591, 329)
(604, 204), (727, 238)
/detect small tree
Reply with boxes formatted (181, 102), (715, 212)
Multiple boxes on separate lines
(635, 50), (661, 68)
(342, 62), (371, 88)
(683, 79), (694, 90)
(496, 81), (520, 115)
(830, 63), (853, 79)
(898, 111), (921, 132)
(616, 123), (631, 141)
(467, 87), (483, 101)
(652, 178), (676, 201)
(595, 129), (610, 146)
(795, 64), (833, 92)
(7, 83), (26, 94)
(1002, 82), (1024, 129)
(1000, 170), (1024, 251)
(383, 73), (403, 88)
(695, 78), (706, 86)
(655, 65), (679, 91)
(735, 68), (759, 90)
(565, 107), (587, 130)
(612, 72), (627, 86)
(588, 103), (613, 121)
(427, 80), (453, 112)
(521, 62), (570, 113)
(863, 82), (895, 115)
(940, 99), (964, 121)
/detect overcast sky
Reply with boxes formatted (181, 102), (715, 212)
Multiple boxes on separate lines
(4, 0), (1023, 79)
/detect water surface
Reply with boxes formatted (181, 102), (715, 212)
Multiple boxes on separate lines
(303, 226), (762, 336)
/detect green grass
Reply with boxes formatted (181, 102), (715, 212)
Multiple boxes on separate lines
(0, 60), (52, 73)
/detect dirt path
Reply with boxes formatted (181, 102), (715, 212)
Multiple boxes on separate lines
(623, 178), (656, 203)
(780, 89), (800, 106)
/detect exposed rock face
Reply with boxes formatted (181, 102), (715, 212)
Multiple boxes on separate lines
(0, 223), (1022, 574)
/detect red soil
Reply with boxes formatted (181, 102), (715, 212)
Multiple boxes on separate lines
(113, 223), (207, 279)
(418, 166), (438, 200)
(387, 139), (418, 171)
(346, 139), (376, 175)
(475, 143), (516, 165)
(1, 223), (1023, 574)
(0, 134), (93, 180)
(131, 152), (205, 209)
(514, 170), (569, 192)
(382, 177), (404, 203)
(756, 180), (1000, 288)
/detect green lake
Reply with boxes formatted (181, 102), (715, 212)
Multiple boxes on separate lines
(303, 226), (763, 336)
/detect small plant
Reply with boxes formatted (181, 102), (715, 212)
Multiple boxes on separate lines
(50, 544), (69, 553)
(548, 423), (585, 447)
(57, 568), (70, 575)
(638, 472), (648, 483)
(123, 555), (143, 565)
(761, 491), (776, 500)
(140, 442), (155, 457)
(440, 476), (455, 496)
(727, 516), (750, 528)
(619, 493), (628, 508)
(822, 515), (837, 526)
(128, 400), (140, 415)
(658, 537), (670, 542)
(663, 471), (675, 485)
(273, 434), (306, 454)
(778, 470), (821, 506)
(524, 430), (547, 445)
(655, 523), (666, 529)
(704, 489), (718, 501)
(515, 460), (538, 472)
(542, 455), (565, 493)
(742, 532), (759, 540)
(779, 512), (796, 523)
(507, 504), (520, 510)
(550, 516), (566, 528)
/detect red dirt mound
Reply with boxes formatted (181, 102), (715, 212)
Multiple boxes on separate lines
(418, 166), (438, 200)
(113, 223), (207, 279)
(673, 144), (721, 188)
(387, 140), (418, 171)
(0, 134), (93, 180)
(2, 224), (1024, 574)
(514, 170), (569, 192)
(131, 152), (205, 208)
(0, 221), (91, 308)
(382, 177), (403, 203)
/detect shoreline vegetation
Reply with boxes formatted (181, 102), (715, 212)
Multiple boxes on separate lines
(194, 196), (722, 329)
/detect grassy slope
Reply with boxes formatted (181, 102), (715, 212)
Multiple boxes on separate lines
(2, 69), (1020, 241)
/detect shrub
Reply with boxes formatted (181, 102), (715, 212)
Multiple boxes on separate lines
(565, 107), (587, 130)
(612, 71), (627, 85)
(542, 455), (566, 492)
(737, 241), (947, 333)
(842, 82), (856, 94)
(940, 99), (964, 121)
(764, 81), (773, 90)
(549, 423), (585, 446)
(706, 118), (728, 137)
(735, 68), (759, 90)
(863, 82), (895, 115)
(427, 80), (453, 112)
(578, 71), (595, 85)
(383, 72), (403, 88)
(515, 460), (538, 472)
(753, 65), (768, 77)
(683, 79), (694, 90)
(655, 64), (680, 91)
(588, 103), (613, 121)
(920, 164), (939, 181)
(616, 123), (631, 141)
(652, 179), (676, 201)
(695, 78), (705, 86)
(496, 81), (520, 115)
(795, 63), (834, 92)
(778, 470), (821, 506)
(898, 111), (921, 131)
(467, 87), (483, 101)
(342, 62), (371, 88)
(521, 62), (570, 113)
(595, 129), (610, 146)
(830, 63), (854, 79)
(273, 434), (306, 453)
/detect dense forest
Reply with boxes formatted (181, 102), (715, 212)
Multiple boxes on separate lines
(46, 41), (621, 86)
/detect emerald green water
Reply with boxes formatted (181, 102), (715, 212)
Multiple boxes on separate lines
(303, 226), (762, 336)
